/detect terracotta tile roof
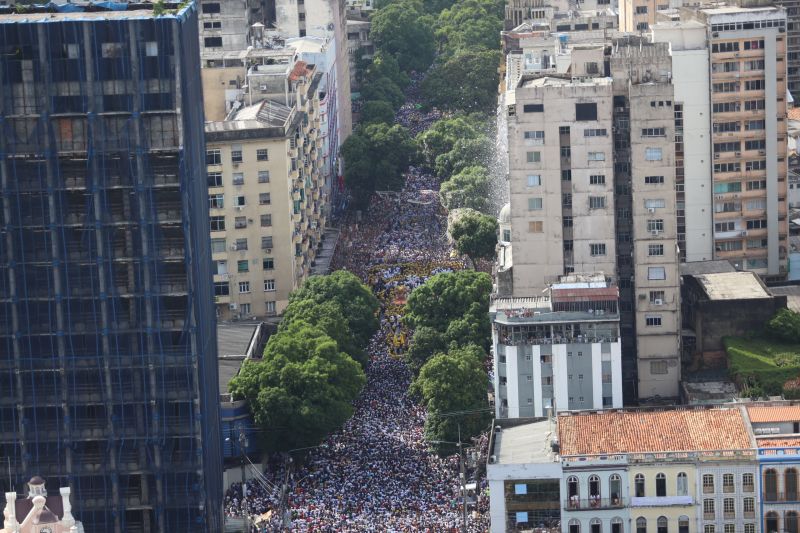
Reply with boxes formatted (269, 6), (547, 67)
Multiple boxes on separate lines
(788, 107), (800, 121)
(756, 437), (800, 448)
(289, 60), (309, 81)
(747, 405), (800, 423)
(558, 408), (751, 456)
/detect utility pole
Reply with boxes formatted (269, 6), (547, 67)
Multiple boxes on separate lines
(458, 424), (467, 533)
(276, 455), (292, 533)
(239, 427), (250, 532)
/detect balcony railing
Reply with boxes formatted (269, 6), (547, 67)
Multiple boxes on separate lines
(564, 497), (624, 510)
(763, 492), (800, 502)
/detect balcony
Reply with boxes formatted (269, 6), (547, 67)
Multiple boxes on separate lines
(564, 497), (624, 511)
(763, 492), (800, 502)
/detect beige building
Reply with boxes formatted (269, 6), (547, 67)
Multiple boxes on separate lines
(205, 61), (326, 320)
(619, 0), (681, 32)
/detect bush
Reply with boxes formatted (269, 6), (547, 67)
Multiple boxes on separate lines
(765, 308), (800, 342)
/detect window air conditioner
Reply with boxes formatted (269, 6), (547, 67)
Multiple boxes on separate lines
(229, 303), (238, 310)
(654, 299), (664, 305)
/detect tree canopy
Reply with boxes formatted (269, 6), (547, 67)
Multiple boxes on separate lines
(404, 325), (448, 375)
(439, 165), (491, 212)
(435, 0), (504, 57)
(360, 76), (405, 110)
(421, 48), (502, 113)
(416, 114), (486, 169)
(229, 320), (366, 452)
(434, 135), (494, 179)
(289, 270), (380, 349)
(449, 210), (498, 262)
(362, 51), (410, 90)
(340, 123), (418, 207)
(410, 344), (491, 455)
(359, 100), (396, 126)
(370, 0), (436, 72)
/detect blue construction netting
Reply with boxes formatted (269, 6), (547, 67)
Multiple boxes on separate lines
(0, 3), (221, 532)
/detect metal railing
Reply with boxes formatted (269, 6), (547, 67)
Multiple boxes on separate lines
(564, 497), (624, 510)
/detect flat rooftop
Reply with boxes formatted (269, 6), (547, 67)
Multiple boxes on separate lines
(520, 75), (612, 88)
(695, 271), (770, 300)
(558, 407), (751, 456)
(494, 420), (557, 464)
(680, 260), (737, 276)
(767, 285), (800, 313)
(217, 322), (261, 393)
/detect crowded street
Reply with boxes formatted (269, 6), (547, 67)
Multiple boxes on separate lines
(223, 75), (492, 532)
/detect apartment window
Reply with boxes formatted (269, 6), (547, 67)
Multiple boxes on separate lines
(527, 175), (541, 187)
(650, 290), (666, 304)
(651, 361), (668, 374)
(206, 149), (221, 165)
(635, 475), (646, 497)
(237, 260), (249, 273)
(717, 240), (743, 252)
(590, 243), (606, 256)
(645, 199), (666, 209)
(524, 130), (545, 144)
(258, 171), (270, 183)
(523, 103), (544, 112)
(645, 148), (662, 161)
(584, 128), (607, 137)
(203, 21), (221, 29)
(263, 258), (274, 270)
(233, 196), (245, 207)
(528, 198), (543, 210)
(655, 474), (667, 497)
(713, 121), (740, 133)
(704, 526), (715, 533)
(264, 279), (275, 292)
(563, 216), (573, 227)
(743, 497), (754, 513)
(575, 102), (597, 121)
(715, 222), (736, 232)
(232, 173), (244, 186)
(238, 281), (250, 294)
(746, 198), (766, 211)
(713, 102), (740, 113)
(636, 5), (648, 13)
(560, 146), (571, 158)
(231, 145), (243, 163)
(714, 163), (741, 173)
(713, 82), (739, 93)
(588, 152), (605, 161)
(647, 219), (664, 233)
(265, 301), (276, 315)
(743, 525), (754, 533)
(527, 151), (541, 163)
(723, 498), (735, 517)
(209, 194), (224, 209)
(744, 100), (765, 111)
(742, 474), (754, 491)
(747, 238), (767, 249)
(723, 526), (733, 533)
(636, 22), (648, 31)
(214, 281), (229, 296)
(743, 39), (764, 50)
(712, 61), (739, 73)
(528, 221), (543, 233)
(637, 518), (647, 533)
(747, 179), (767, 191)
(589, 196), (606, 209)
(563, 194), (572, 207)
(745, 59), (765, 70)
(210, 216), (225, 231)
(745, 160), (766, 171)
(714, 142), (740, 153)
(261, 236), (273, 250)
(677, 473), (688, 496)
(648, 244), (664, 256)
(703, 474), (714, 493)
(746, 219), (767, 230)
(648, 267), (666, 280)
(211, 238), (226, 253)
(562, 170), (572, 181)
(240, 303), (251, 316)
(645, 175), (665, 185)
(590, 174), (605, 185)
(256, 148), (269, 161)
(642, 128), (666, 137)
(711, 41), (739, 53)
(202, 2), (221, 13)
(259, 214), (272, 228)
(646, 315), (662, 327)
(559, 126), (571, 135)
(745, 79), (765, 91)
(259, 193), (271, 205)
(208, 172), (223, 187)
(745, 120), (765, 131)
(234, 238), (247, 251)
(503, 229), (511, 242)
(234, 216), (246, 229)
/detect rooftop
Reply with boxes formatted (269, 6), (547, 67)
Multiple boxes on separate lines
(756, 437), (800, 448)
(558, 407), (752, 456)
(0, 1), (189, 22)
(520, 75), (612, 88)
(694, 271), (770, 300)
(767, 285), (800, 313)
(217, 322), (261, 392)
(493, 420), (557, 464)
(747, 404), (800, 423)
(680, 260), (737, 276)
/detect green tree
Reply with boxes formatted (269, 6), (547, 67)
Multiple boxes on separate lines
(416, 114), (486, 168)
(362, 51), (410, 89)
(359, 100), (396, 126)
(410, 344), (491, 455)
(229, 320), (366, 451)
(765, 308), (800, 342)
(404, 326), (448, 375)
(360, 76), (405, 110)
(449, 210), (498, 263)
(370, 0), (436, 72)
(421, 48), (502, 113)
(289, 270), (380, 348)
(435, 0), (503, 57)
(434, 135), (493, 178)
(404, 270), (492, 333)
(280, 298), (367, 368)
(340, 122), (417, 206)
(439, 165), (491, 212)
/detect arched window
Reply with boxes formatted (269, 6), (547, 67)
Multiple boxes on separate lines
(635, 474), (646, 497)
(570, 518), (581, 533)
(765, 511), (779, 533)
(676, 472), (688, 496)
(591, 518), (602, 533)
(764, 469), (778, 501)
(657, 516), (668, 533)
(637, 517), (647, 533)
(678, 516), (689, 533)
(589, 475), (601, 499)
(656, 473), (667, 497)
(568, 476), (580, 499)
(787, 511), (799, 533)
(612, 517), (623, 533)
(786, 468), (798, 501)
(609, 474), (622, 504)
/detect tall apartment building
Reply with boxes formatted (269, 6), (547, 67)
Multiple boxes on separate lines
(772, 0), (800, 100)
(205, 61), (326, 320)
(610, 39), (681, 400)
(0, 3), (222, 532)
(619, 0), (680, 32)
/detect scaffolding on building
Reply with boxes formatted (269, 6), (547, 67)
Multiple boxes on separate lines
(0, 3), (222, 532)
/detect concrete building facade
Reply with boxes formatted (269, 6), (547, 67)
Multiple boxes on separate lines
(205, 61), (326, 320)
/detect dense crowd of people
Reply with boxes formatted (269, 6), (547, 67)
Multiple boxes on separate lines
(223, 72), (492, 532)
